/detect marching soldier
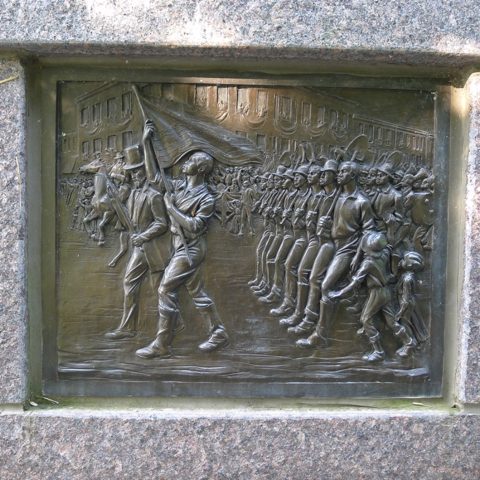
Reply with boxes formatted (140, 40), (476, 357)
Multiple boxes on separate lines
(282, 159), (338, 334)
(270, 164), (311, 316)
(297, 160), (375, 349)
(259, 168), (297, 304)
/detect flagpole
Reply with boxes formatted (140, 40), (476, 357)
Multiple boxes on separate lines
(131, 84), (193, 266)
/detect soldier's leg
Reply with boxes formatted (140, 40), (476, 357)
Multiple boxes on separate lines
(106, 247), (149, 338)
(296, 250), (353, 349)
(185, 264), (229, 352)
(260, 233), (283, 293)
(250, 230), (273, 288)
(260, 234), (294, 303)
(271, 237), (307, 316)
(280, 239), (319, 328)
(304, 240), (336, 319)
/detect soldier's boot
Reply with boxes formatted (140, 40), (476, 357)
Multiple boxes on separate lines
(288, 310), (317, 335)
(136, 329), (172, 359)
(296, 301), (332, 348)
(251, 280), (267, 292)
(394, 325), (417, 358)
(270, 299), (294, 317)
(279, 311), (303, 327)
(259, 287), (282, 304)
(253, 283), (271, 296)
(198, 304), (229, 353)
(105, 329), (136, 340)
(362, 334), (385, 362)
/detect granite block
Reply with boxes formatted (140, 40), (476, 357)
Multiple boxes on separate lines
(0, 1), (478, 71)
(457, 74), (480, 404)
(0, 59), (26, 404)
(0, 408), (478, 479)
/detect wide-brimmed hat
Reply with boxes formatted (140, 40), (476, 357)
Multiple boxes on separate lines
(123, 145), (144, 170)
(295, 164), (310, 177)
(323, 159), (338, 173)
(273, 165), (287, 177)
(376, 163), (395, 177)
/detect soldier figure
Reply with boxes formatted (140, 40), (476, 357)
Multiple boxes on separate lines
(259, 168), (297, 304)
(251, 167), (288, 296)
(270, 164), (311, 316)
(283, 159), (338, 335)
(136, 132), (228, 357)
(249, 173), (276, 289)
(371, 163), (405, 247)
(297, 160), (375, 349)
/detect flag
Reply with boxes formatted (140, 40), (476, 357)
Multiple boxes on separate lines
(136, 91), (264, 168)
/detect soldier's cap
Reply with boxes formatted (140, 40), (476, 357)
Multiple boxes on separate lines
(323, 159), (338, 173)
(295, 164), (310, 177)
(123, 144), (144, 170)
(114, 151), (125, 161)
(283, 168), (295, 180)
(272, 165), (287, 177)
(376, 163), (395, 177)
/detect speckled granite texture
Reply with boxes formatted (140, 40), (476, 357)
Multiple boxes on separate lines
(0, 1), (479, 477)
(0, 409), (477, 480)
(458, 75), (480, 404)
(0, 0), (478, 72)
(0, 0), (471, 52)
(0, 60), (26, 404)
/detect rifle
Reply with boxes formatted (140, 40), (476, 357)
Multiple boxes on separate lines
(131, 84), (192, 266)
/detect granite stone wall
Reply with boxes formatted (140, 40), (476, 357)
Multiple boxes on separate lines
(0, 1), (479, 478)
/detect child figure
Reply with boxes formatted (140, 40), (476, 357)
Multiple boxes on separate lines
(395, 251), (428, 350)
(329, 231), (416, 362)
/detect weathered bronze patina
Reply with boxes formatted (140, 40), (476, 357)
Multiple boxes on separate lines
(42, 73), (446, 398)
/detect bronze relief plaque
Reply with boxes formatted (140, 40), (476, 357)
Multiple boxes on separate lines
(41, 71), (447, 398)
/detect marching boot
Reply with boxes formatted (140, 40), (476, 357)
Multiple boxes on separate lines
(288, 310), (317, 335)
(259, 287), (282, 304)
(279, 311), (303, 327)
(362, 334), (385, 362)
(198, 304), (229, 353)
(136, 331), (171, 359)
(199, 326), (229, 352)
(394, 325), (417, 358)
(251, 280), (267, 292)
(254, 284), (271, 297)
(104, 329), (136, 340)
(270, 299), (294, 317)
(296, 300), (333, 348)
